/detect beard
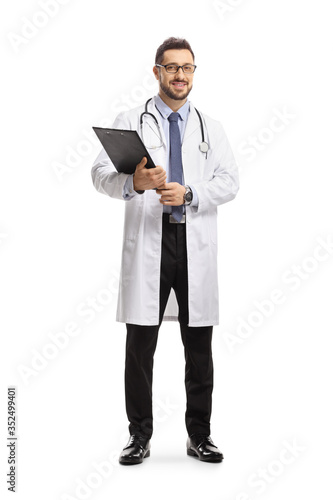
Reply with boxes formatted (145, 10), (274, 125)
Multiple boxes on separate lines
(160, 79), (193, 101)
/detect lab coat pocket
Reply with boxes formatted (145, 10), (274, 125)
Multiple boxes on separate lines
(207, 210), (217, 245)
(123, 198), (144, 241)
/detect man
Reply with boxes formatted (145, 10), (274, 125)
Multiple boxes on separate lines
(91, 37), (239, 465)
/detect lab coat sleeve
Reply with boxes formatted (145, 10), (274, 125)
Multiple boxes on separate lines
(91, 112), (140, 200)
(191, 122), (239, 213)
(123, 174), (138, 200)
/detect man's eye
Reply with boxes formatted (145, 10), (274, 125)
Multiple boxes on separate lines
(166, 65), (177, 72)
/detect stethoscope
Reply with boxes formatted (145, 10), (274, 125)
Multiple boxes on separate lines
(140, 98), (209, 157)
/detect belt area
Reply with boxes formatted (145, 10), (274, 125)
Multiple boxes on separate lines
(162, 213), (186, 224)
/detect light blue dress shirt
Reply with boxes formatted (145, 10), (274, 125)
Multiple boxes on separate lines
(122, 94), (198, 211)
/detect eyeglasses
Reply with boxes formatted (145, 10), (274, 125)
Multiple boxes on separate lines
(155, 64), (197, 74)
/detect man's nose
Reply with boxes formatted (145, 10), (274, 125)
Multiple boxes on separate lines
(175, 66), (186, 77)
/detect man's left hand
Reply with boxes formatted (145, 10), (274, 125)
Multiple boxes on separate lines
(156, 183), (186, 206)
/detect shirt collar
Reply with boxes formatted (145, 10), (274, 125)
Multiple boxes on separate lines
(154, 93), (190, 122)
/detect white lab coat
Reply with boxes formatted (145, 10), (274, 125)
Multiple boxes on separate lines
(91, 96), (239, 326)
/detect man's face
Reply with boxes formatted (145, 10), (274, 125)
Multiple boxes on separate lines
(154, 49), (195, 101)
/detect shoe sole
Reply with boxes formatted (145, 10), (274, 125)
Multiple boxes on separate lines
(187, 448), (223, 463)
(119, 449), (150, 465)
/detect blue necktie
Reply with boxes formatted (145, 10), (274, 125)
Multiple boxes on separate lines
(168, 112), (183, 222)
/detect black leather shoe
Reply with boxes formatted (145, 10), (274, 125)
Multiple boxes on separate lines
(187, 434), (223, 462)
(119, 434), (151, 465)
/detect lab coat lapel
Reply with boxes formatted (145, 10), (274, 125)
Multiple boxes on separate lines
(149, 97), (167, 148)
(182, 102), (201, 145)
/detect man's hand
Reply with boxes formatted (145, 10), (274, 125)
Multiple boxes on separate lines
(156, 183), (186, 206)
(133, 157), (167, 191)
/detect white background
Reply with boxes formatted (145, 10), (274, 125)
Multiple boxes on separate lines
(1, 0), (333, 498)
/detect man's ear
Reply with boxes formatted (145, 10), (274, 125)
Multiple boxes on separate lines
(153, 66), (159, 81)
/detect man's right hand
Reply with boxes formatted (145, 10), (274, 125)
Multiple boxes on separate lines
(133, 157), (167, 191)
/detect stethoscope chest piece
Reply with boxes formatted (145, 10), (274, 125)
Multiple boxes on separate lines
(199, 141), (209, 153)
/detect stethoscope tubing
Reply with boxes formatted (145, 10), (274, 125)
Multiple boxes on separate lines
(140, 98), (209, 155)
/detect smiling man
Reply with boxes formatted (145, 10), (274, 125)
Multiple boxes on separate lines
(91, 37), (239, 465)
(156, 55), (193, 100)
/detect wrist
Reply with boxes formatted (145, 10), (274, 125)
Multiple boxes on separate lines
(133, 174), (144, 194)
(183, 185), (193, 205)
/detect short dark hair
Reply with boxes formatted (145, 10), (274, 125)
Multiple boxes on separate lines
(155, 37), (195, 65)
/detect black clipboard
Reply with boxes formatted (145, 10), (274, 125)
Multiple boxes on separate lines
(92, 127), (156, 173)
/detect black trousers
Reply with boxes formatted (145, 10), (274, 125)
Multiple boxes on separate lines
(124, 213), (214, 439)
